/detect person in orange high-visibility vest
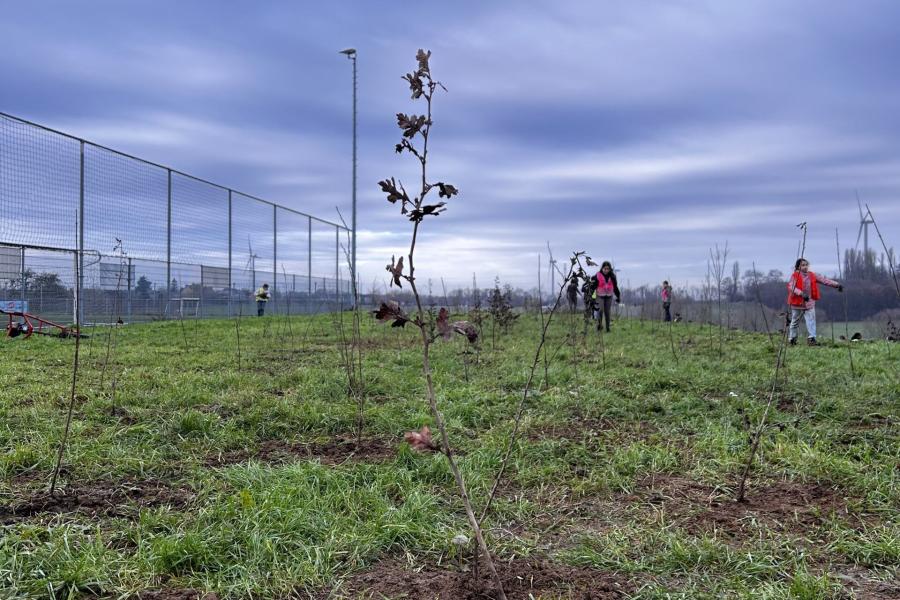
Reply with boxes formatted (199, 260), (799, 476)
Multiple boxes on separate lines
(787, 258), (843, 346)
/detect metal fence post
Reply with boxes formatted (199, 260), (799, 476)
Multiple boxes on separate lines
(72, 251), (79, 324)
(78, 140), (85, 324)
(166, 169), (172, 317)
(127, 257), (133, 321)
(227, 190), (232, 317)
(20, 246), (25, 311)
(307, 216), (312, 310)
(273, 205), (277, 315)
(335, 225), (339, 305)
(199, 266), (204, 319)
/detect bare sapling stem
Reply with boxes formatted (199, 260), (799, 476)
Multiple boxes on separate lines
(479, 258), (578, 524)
(375, 51), (505, 599)
(282, 265), (296, 354)
(50, 251), (82, 496)
(736, 224), (806, 500)
(667, 319), (679, 364)
(100, 241), (126, 387)
(334, 282), (357, 438)
(835, 229), (854, 375)
(335, 210), (366, 446)
(736, 329), (788, 502)
(751, 261), (776, 351)
(235, 303), (242, 370)
(597, 309), (607, 369)
(709, 243), (730, 357)
(108, 243), (129, 409)
(866, 204), (900, 301)
(570, 279), (579, 387)
(462, 338), (471, 383)
(537, 254), (550, 388)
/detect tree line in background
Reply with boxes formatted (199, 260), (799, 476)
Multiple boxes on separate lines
(4, 247), (898, 323)
(371, 247), (899, 323)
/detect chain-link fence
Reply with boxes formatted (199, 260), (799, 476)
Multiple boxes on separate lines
(1, 112), (352, 325)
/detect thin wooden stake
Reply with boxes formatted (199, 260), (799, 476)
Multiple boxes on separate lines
(50, 255), (82, 496)
(835, 229), (854, 375)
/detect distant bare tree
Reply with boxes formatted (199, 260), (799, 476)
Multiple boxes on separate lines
(709, 242), (730, 354)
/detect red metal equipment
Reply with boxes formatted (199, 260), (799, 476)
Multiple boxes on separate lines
(1, 309), (81, 339)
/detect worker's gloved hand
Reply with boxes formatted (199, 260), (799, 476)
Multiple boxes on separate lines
(802, 293), (810, 301)
(615, 298), (621, 304)
(837, 285), (844, 292)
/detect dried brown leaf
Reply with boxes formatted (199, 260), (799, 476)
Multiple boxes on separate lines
(373, 300), (409, 328)
(404, 425), (438, 453)
(386, 255), (404, 288)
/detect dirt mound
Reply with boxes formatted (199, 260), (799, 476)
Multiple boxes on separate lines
(207, 436), (395, 467)
(1, 478), (192, 524)
(631, 475), (849, 537)
(333, 557), (628, 599)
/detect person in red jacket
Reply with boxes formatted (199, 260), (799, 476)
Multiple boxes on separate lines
(787, 258), (843, 346)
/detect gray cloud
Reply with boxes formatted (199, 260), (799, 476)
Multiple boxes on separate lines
(1, 0), (898, 291)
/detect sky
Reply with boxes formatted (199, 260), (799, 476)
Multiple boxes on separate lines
(2, 0), (899, 292)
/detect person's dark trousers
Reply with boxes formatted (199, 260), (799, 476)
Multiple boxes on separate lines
(596, 296), (612, 331)
(663, 302), (672, 322)
(257, 301), (266, 317)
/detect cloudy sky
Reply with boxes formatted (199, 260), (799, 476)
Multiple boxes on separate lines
(2, 0), (899, 291)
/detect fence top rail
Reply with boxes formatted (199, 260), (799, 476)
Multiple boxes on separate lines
(0, 111), (349, 232)
(0, 242), (76, 254)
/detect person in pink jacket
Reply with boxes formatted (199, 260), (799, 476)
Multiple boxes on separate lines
(591, 261), (621, 332)
(661, 281), (673, 322)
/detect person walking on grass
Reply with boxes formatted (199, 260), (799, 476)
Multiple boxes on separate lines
(591, 261), (621, 332)
(566, 275), (580, 313)
(787, 258), (843, 346)
(661, 280), (673, 322)
(581, 274), (596, 326)
(255, 283), (270, 317)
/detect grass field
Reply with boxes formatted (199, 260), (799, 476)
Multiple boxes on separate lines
(1, 311), (898, 599)
(816, 321), (887, 343)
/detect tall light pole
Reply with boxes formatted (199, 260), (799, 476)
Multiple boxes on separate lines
(340, 47), (358, 300)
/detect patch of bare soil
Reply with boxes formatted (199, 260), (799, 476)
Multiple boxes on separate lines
(629, 475), (850, 538)
(0, 478), (192, 524)
(492, 486), (631, 550)
(829, 565), (900, 600)
(206, 435), (395, 467)
(847, 413), (897, 431)
(330, 557), (629, 599)
(135, 591), (218, 600)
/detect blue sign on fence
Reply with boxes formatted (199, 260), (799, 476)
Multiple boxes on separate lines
(0, 300), (28, 313)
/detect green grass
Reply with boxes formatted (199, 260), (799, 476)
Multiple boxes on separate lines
(1, 312), (897, 598)
(817, 320), (885, 341)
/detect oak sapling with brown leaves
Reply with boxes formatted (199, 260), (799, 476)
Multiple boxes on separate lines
(373, 49), (508, 600)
